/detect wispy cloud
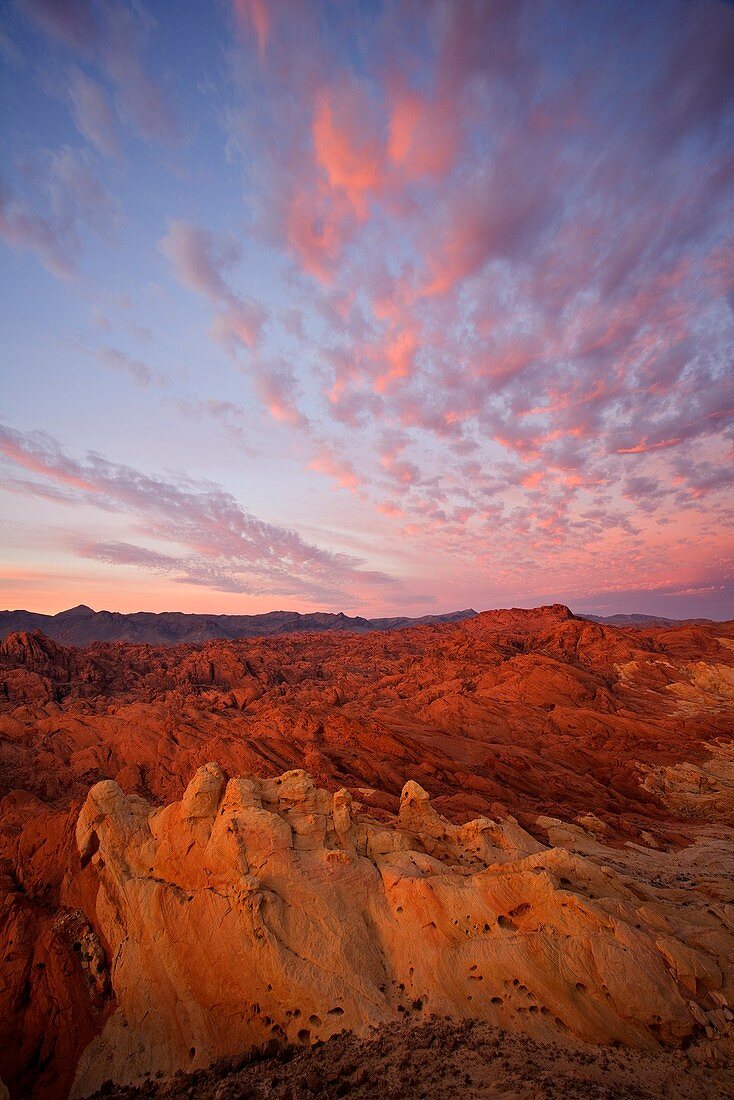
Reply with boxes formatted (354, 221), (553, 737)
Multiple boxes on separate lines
(90, 345), (164, 388)
(0, 145), (121, 277)
(67, 66), (121, 159)
(16, 0), (180, 145)
(159, 220), (265, 352)
(0, 423), (401, 603)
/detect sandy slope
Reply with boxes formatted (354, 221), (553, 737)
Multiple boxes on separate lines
(81, 1019), (734, 1100)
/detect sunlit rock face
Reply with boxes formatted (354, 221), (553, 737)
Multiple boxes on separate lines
(70, 764), (733, 1096)
(1, 607), (733, 1099)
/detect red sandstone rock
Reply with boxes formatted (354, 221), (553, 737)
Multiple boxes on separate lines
(0, 606), (732, 1099)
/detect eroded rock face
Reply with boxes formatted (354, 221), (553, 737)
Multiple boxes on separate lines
(0, 631), (75, 705)
(638, 741), (734, 822)
(71, 765), (734, 1097)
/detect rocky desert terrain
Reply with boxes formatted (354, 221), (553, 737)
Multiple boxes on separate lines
(0, 605), (732, 1100)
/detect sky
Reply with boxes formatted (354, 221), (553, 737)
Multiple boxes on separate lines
(0, 0), (733, 621)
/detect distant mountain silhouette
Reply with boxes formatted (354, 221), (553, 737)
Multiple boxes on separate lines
(581, 612), (714, 628)
(0, 605), (478, 646)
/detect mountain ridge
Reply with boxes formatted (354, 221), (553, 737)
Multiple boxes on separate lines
(582, 612), (716, 627)
(0, 605), (479, 646)
(1, 602), (721, 647)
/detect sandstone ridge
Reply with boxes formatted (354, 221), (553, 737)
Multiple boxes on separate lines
(72, 764), (734, 1097)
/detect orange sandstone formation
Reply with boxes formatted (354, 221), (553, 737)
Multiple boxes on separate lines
(70, 764), (733, 1096)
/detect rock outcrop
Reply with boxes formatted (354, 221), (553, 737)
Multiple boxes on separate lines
(638, 740), (734, 822)
(71, 765), (734, 1097)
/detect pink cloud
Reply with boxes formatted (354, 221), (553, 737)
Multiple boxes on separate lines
(0, 423), (399, 603)
(308, 445), (361, 491)
(387, 89), (457, 182)
(313, 83), (384, 219)
(91, 345), (162, 388)
(616, 438), (683, 455)
(285, 187), (349, 282)
(374, 327), (418, 392)
(233, 0), (269, 59)
(250, 358), (309, 428)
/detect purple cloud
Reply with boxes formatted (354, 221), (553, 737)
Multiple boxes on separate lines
(0, 423), (401, 603)
(91, 346), (163, 388)
(16, 0), (180, 145)
(0, 145), (120, 277)
(67, 66), (121, 159)
(159, 220), (266, 351)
